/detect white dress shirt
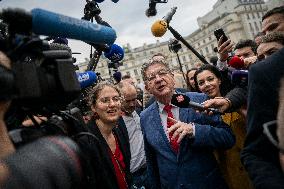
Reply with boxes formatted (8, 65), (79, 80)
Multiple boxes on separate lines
(122, 111), (146, 173)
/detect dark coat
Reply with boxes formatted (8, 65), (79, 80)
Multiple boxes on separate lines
(77, 117), (131, 189)
(241, 47), (284, 189)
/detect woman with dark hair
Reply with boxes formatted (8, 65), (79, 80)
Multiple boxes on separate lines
(78, 82), (131, 189)
(193, 64), (228, 97)
(194, 64), (253, 189)
(186, 68), (198, 92)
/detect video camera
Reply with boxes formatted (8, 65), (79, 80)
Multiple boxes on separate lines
(0, 7), (113, 188)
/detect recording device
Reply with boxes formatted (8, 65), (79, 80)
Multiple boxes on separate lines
(77, 71), (98, 89)
(82, 0), (112, 27)
(0, 5), (118, 188)
(151, 7), (177, 37)
(171, 94), (221, 114)
(104, 43), (124, 62)
(0, 8), (117, 45)
(228, 56), (244, 69)
(231, 70), (248, 87)
(214, 28), (228, 45)
(113, 71), (122, 83)
(168, 39), (182, 53)
(2, 136), (84, 189)
(145, 0), (168, 17)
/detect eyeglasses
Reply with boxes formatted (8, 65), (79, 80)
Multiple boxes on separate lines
(263, 120), (284, 154)
(98, 96), (122, 105)
(146, 69), (171, 82)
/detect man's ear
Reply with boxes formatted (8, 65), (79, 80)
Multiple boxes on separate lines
(145, 83), (152, 94)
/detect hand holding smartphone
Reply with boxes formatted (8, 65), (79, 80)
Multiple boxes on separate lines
(214, 28), (228, 45)
(214, 28), (234, 62)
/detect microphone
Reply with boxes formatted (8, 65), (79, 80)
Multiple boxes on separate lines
(228, 56), (244, 69)
(113, 71), (122, 83)
(0, 8), (116, 45)
(104, 44), (124, 62)
(231, 70), (248, 86)
(171, 93), (221, 114)
(146, 2), (157, 17)
(151, 7), (177, 37)
(77, 71), (97, 89)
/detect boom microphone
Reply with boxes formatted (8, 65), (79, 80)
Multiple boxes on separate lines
(104, 44), (124, 62)
(145, 2), (157, 17)
(171, 93), (221, 114)
(77, 71), (97, 89)
(0, 8), (116, 45)
(151, 7), (177, 37)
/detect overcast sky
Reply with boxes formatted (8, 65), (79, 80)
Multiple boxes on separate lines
(1, 0), (218, 62)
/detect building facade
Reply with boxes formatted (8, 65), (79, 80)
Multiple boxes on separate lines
(80, 0), (273, 87)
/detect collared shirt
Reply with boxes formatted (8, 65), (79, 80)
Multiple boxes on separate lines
(217, 59), (228, 71)
(122, 111), (146, 173)
(157, 101), (195, 141)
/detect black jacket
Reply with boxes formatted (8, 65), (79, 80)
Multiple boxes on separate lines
(241, 47), (284, 189)
(77, 117), (131, 189)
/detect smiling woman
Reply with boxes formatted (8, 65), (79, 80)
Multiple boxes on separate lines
(194, 65), (253, 189)
(77, 81), (132, 189)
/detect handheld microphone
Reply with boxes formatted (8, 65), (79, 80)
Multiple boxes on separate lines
(113, 71), (122, 83)
(77, 71), (97, 89)
(104, 44), (124, 62)
(228, 56), (244, 69)
(231, 70), (248, 86)
(0, 8), (116, 45)
(171, 94), (221, 114)
(151, 7), (177, 37)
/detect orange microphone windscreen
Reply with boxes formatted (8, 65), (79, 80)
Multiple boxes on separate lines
(151, 20), (168, 37)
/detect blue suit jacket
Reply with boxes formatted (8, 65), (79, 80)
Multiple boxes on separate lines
(140, 92), (235, 189)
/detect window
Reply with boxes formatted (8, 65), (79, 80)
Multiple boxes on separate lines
(134, 69), (138, 76)
(209, 36), (212, 41)
(257, 12), (260, 18)
(252, 12), (255, 19)
(203, 39), (206, 44)
(182, 56), (186, 62)
(254, 22), (259, 31)
(247, 13), (250, 20)
(185, 65), (189, 71)
(176, 57), (179, 64)
(205, 47), (209, 53)
(211, 44), (215, 52)
(249, 23), (254, 31)
(188, 54), (191, 60)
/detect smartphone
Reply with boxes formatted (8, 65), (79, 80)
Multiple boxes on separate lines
(214, 28), (228, 44)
